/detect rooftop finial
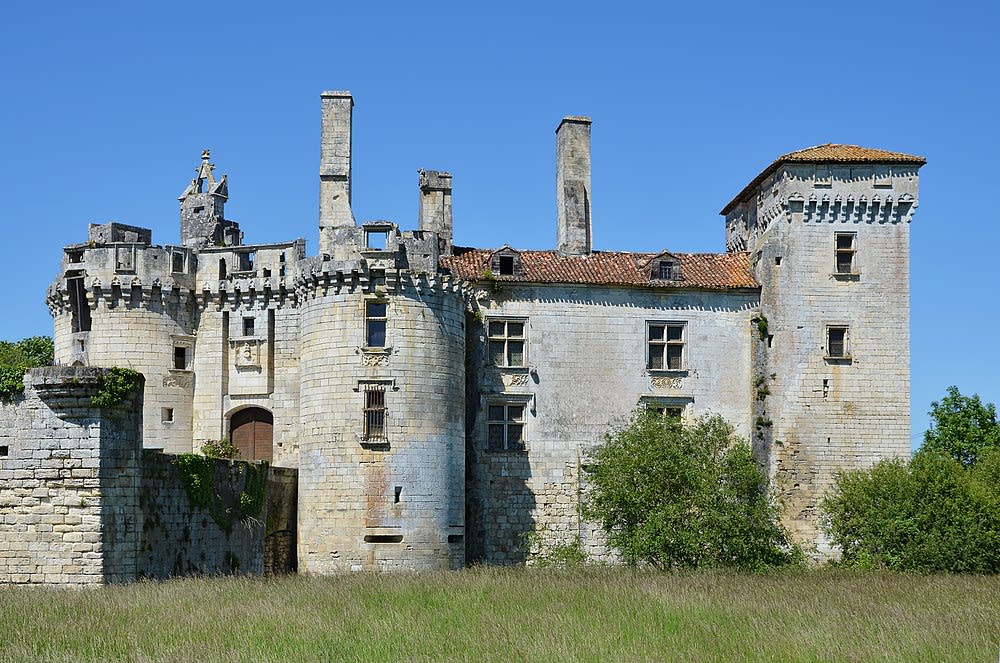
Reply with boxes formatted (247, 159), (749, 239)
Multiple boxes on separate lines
(201, 149), (211, 160)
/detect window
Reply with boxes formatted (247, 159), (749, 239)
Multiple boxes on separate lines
(115, 246), (135, 273)
(488, 319), (526, 367)
(366, 301), (387, 347)
(489, 248), (523, 277)
(363, 385), (387, 441)
(242, 317), (255, 337)
(171, 250), (185, 274)
(498, 255), (515, 276)
(834, 233), (856, 275)
(655, 260), (681, 280)
(648, 405), (683, 420)
(826, 326), (849, 358)
(487, 403), (525, 451)
(814, 166), (832, 187)
(173, 346), (187, 370)
(161, 408), (174, 423)
(648, 322), (685, 370)
(366, 230), (388, 250)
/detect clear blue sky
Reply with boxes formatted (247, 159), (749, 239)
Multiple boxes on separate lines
(2, 1), (997, 448)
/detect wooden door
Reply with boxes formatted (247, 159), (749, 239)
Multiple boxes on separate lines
(230, 408), (274, 462)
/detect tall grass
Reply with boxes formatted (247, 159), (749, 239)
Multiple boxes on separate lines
(1, 567), (997, 661)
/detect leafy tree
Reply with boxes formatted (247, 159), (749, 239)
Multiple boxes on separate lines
(821, 449), (1000, 572)
(0, 336), (54, 398)
(922, 386), (1000, 466)
(584, 410), (799, 570)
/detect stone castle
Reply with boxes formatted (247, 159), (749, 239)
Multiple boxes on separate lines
(23, 90), (923, 575)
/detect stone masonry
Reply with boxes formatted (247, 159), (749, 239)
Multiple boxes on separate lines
(35, 91), (924, 573)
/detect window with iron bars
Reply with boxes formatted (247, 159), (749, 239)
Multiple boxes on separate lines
(363, 384), (387, 441)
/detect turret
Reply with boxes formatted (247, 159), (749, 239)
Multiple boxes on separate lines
(178, 150), (241, 248)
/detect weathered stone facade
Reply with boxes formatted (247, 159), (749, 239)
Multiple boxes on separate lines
(37, 91), (923, 572)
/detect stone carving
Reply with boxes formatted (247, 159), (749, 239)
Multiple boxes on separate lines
(362, 352), (390, 367)
(650, 376), (682, 390)
(235, 341), (259, 368)
(163, 372), (194, 389)
(502, 372), (530, 387)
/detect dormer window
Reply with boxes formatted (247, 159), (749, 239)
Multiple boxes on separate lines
(651, 255), (682, 281)
(489, 247), (523, 277)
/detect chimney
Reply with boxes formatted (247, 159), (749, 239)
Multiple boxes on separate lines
(319, 90), (355, 254)
(556, 116), (592, 255)
(418, 169), (453, 256)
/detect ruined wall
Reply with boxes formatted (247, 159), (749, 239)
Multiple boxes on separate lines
(0, 368), (143, 585)
(137, 451), (268, 579)
(744, 163), (918, 554)
(466, 283), (758, 564)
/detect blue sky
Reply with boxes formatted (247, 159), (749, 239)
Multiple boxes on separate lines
(2, 1), (997, 446)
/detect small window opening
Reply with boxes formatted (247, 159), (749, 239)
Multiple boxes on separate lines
(171, 251), (185, 274)
(394, 486), (402, 504)
(364, 534), (403, 544)
(835, 233), (856, 274)
(827, 327), (848, 358)
(243, 317), (255, 337)
(774, 256), (782, 265)
(448, 535), (464, 544)
(366, 230), (389, 250)
(174, 346), (187, 370)
(68, 251), (83, 264)
(767, 334), (773, 348)
(823, 379), (830, 398)
(262, 268), (271, 277)
(498, 255), (515, 276)
(193, 206), (205, 214)
(0, 445), (8, 458)
(218, 258), (227, 280)
(162, 408), (174, 423)
(365, 302), (387, 347)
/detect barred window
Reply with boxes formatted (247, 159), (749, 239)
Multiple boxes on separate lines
(648, 322), (685, 370)
(363, 385), (387, 441)
(487, 403), (525, 451)
(366, 302), (387, 347)
(488, 319), (526, 367)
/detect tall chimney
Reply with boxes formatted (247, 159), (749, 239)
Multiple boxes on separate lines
(418, 169), (453, 256)
(319, 90), (355, 254)
(556, 116), (592, 255)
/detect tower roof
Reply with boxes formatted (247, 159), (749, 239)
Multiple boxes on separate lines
(721, 143), (926, 215)
(178, 149), (228, 201)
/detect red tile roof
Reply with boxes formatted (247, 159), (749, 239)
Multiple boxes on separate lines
(441, 248), (759, 290)
(721, 143), (927, 215)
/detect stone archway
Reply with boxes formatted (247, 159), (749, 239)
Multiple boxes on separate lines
(229, 407), (273, 462)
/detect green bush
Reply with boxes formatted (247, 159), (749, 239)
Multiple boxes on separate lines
(585, 410), (799, 570)
(92, 367), (141, 408)
(0, 336), (54, 398)
(821, 449), (1000, 573)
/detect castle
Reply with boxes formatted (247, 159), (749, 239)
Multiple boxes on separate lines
(38, 91), (923, 572)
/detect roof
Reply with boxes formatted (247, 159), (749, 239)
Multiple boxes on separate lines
(721, 143), (927, 215)
(441, 248), (759, 290)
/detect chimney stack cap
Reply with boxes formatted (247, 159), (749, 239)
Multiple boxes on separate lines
(556, 115), (592, 132)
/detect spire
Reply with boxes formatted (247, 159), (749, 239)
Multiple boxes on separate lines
(178, 149), (240, 248)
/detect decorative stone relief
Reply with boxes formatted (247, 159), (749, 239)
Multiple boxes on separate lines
(362, 352), (390, 367)
(650, 376), (682, 390)
(163, 372), (194, 389)
(502, 373), (530, 387)
(235, 341), (259, 368)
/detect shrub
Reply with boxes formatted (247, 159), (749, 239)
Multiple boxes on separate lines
(585, 410), (799, 570)
(922, 386), (1000, 466)
(0, 336), (54, 398)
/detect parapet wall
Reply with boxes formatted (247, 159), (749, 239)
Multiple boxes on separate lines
(0, 367), (276, 585)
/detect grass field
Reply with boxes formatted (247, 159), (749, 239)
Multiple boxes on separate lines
(1, 568), (998, 662)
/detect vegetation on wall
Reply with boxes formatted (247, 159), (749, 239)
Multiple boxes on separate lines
(585, 410), (799, 570)
(0, 336), (54, 398)
(822, 387), (1000, 572)
(202, 438), (240, 460)
(91, 367), (141, 408)
(175, 454), (269, 533)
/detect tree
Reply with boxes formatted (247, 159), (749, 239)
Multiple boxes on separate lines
(584, 410), (798, 570)
(923, 386), (1000, 466)
(821, 449), (1000, 573)
(0, 336), (54, 397)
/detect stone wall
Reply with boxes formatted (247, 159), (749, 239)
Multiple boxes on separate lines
(0, 367), (143, 585)
(466, 283), (758, 564)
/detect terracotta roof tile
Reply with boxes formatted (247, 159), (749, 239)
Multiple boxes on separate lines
(721, 143), (927, 215)
(441, 248), (758, 290)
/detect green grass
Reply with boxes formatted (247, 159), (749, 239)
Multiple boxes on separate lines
(1, 567), (998, 661)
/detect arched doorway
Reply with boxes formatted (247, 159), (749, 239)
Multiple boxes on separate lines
(230, 407), (273, 462)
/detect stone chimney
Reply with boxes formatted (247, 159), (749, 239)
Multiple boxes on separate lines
(418, 169), (453, 256)
(556, 116), (592, 255)
(319, 90), (355, 254)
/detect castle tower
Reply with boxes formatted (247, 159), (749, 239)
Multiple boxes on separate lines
(178, 150), (241, 248)
(722, 144), (925, 554)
